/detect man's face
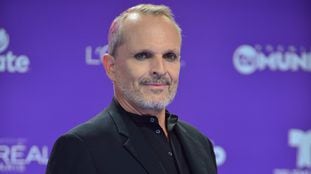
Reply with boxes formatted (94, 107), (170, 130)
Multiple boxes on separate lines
(112, 14), (181, 111)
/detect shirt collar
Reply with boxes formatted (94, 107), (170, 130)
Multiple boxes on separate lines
(113, 98), (178, 131)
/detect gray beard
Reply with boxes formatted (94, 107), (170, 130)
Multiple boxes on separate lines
(117, 83), (177, 111)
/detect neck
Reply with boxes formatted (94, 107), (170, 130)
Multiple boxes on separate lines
(114, 94), (168, 137)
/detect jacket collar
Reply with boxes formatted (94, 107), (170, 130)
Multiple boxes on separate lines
(174, 123), (217, 174)
(107, 100), (167, 174)
(106, 99), (216, 174)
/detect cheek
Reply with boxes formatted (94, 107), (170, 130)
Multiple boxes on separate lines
(118, 62), (146, 83)
(127, 62), (149, 79)
(169, 64), (181, 82)
(115, 64), (131, 83)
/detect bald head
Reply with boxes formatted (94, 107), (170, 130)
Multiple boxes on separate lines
(107, 4), (182, 57)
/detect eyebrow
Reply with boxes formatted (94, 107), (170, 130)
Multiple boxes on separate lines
(162, 49), (179, 54)
(133, 49), (154, 54)
(131, 49), (179, 55)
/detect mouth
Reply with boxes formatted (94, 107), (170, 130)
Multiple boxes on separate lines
(140, 78), (171, 91)
(143, 83), (169, 89)
(144, 83), (168, 86)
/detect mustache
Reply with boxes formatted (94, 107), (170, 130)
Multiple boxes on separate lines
(139, 76), (171, 85)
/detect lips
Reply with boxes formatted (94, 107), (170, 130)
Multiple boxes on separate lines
(139, 77), (171, 91)
(144, 83), (168, 86)
(140, 79), (170, 86)
(143, 83), (168, 90)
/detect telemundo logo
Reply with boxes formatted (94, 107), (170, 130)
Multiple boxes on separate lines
(233, 45), (311, 75)
(0, 28), (31, 73)
(289, 129), (311, 168)
(273, 129), (311, 174)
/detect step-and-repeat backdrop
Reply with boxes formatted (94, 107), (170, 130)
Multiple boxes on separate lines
(1, 0), (310, 173)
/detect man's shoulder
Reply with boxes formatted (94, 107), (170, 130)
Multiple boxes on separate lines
(176, 119), (213, 143)
(61, 108), (118, 144)
(46, 107), (121, 174)
(176, 120), (203, 135)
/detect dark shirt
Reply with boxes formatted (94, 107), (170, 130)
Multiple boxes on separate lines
(115, 100), (191, 174)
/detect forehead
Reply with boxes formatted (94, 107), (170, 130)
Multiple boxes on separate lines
(120, 13), (181, 50)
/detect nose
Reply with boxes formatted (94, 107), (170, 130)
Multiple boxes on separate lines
(150, 56), (166, 77)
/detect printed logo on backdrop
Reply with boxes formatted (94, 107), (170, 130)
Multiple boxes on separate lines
(85, 44), (186, 67)
(0, 28), (31, 73)
(214, 143), (226, 166)
(0, 138), (48, 173)
(273, 129), (311, 174)
(85, 44), (108, 65)
(233, 45), (311, 75)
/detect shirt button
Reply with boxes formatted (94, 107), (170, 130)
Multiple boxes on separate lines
(168, 152), (173, 156)
(155, 129), (161, 134)
(150, 117), (155, 123)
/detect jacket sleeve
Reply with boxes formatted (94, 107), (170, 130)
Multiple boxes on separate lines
(46, 133), (97, 174)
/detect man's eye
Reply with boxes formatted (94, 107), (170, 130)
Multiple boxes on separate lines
(163, 52), (178, 62)
(134, 52), (152, 60)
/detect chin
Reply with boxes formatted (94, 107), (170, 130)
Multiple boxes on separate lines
(144, 96), (170, 103)
(144, 98), (172, 109)
(138, 102), (168, 111)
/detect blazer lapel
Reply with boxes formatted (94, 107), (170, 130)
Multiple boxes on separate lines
(175, 123), (216, 174)
(107, 102), (167, 174)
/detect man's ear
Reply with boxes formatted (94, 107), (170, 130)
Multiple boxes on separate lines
(102, 53), (116, 80)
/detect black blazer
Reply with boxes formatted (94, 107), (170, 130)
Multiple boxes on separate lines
(46, 101), (217, 174)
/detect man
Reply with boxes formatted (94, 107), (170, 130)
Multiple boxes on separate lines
(46, 4), (217, 174)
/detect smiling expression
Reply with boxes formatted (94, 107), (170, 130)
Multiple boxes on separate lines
(108, 13), (181, 111)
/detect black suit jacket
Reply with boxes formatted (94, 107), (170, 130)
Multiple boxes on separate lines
(46, 101), (217, 174)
